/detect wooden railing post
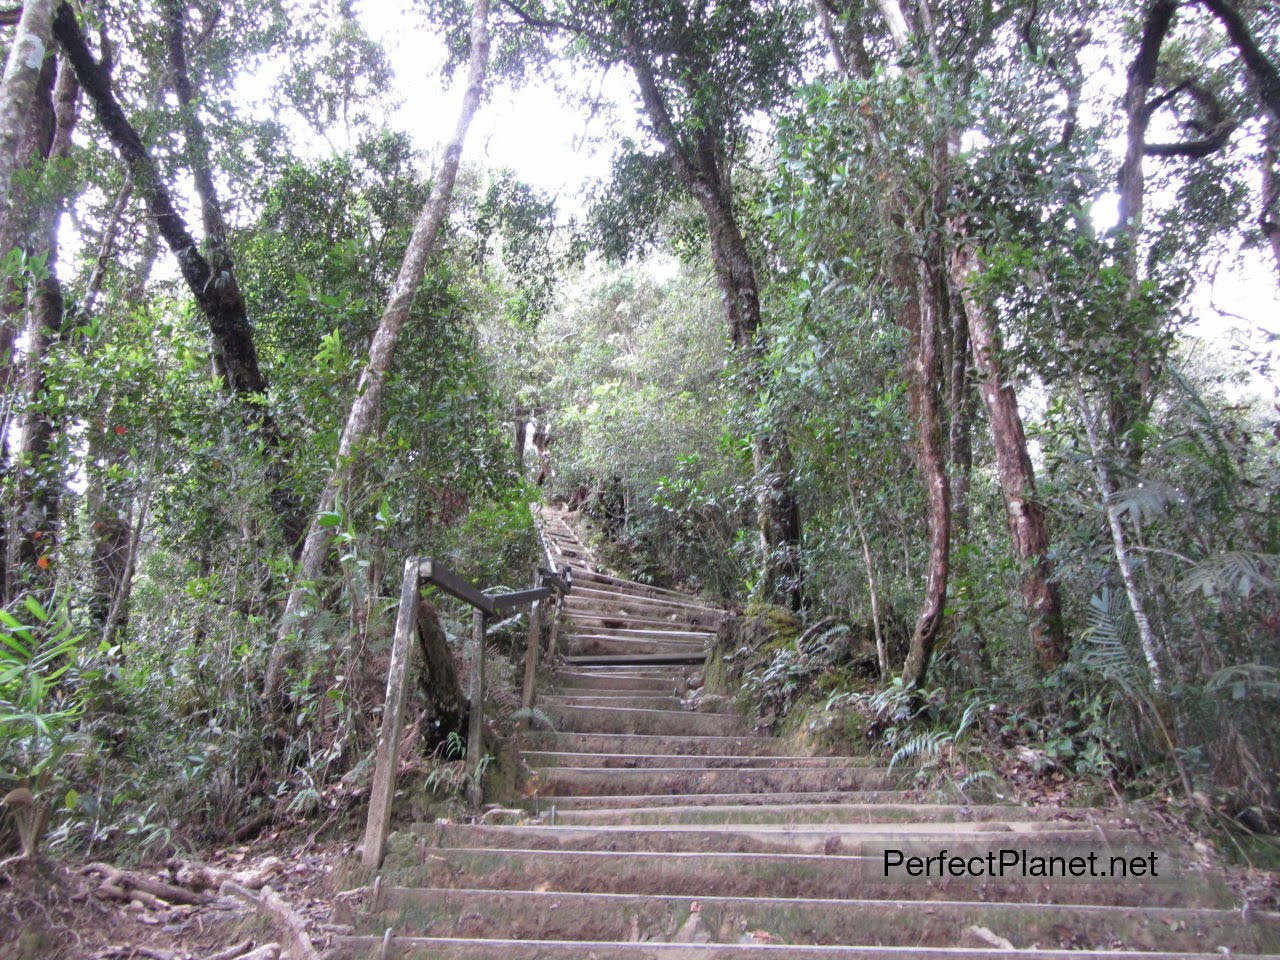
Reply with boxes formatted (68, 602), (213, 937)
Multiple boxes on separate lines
(520, 566), (543, 718)
(361, 558), (421, 869)
(466, 607), (486, 810)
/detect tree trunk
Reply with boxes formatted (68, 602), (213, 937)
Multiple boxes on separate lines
(622, 33), (803, 609)
(266, 0), (492, 699)
(10, 57), (76, 590)
(53, 3), (301, 539)
(1111, 0), (1178, 460)
(0, 47), (57, 604)
(952, 253), (1068, 672)
(415, 599), (468, 749)
(163, 0), (304, 546)
(0, 0), (56, 214)
(1262, 118), (1280, 282)
(855, 517), (888, 679)
(845, 0), (950, 689)
(946, 292), (973, 536)
(897, 254), (951, 691)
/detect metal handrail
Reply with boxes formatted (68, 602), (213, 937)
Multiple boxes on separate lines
(361, 552), (571, 869)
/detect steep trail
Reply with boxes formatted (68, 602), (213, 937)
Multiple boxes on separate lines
(329, 506), (1279, 958)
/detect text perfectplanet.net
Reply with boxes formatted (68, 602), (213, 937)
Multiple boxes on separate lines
(880, 848), (1160, 880)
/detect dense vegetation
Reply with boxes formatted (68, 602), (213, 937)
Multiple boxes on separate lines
(1, 0), (1277, 859)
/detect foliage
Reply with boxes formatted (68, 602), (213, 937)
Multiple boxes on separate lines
(0, 596), (89, 796)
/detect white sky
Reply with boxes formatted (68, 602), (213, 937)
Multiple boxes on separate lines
(363, 5), (637, 218)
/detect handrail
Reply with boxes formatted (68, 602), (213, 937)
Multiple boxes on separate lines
(361, 553), (571, 869)
(521, 518), (572, 719)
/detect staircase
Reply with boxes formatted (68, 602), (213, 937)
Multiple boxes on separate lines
(330, 506), (1279, 959)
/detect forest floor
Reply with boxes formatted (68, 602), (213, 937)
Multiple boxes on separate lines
(0, 837), (353, 960)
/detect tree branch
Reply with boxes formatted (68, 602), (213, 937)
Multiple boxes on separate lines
(1144, 80), (1235, 157)
(1197, 0), (1280, 121)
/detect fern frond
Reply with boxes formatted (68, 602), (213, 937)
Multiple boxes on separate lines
(512, 706), (556, 730)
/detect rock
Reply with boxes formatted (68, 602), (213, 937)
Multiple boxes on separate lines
(964, 925), (1015, 950)
(673, 913), (711, 943)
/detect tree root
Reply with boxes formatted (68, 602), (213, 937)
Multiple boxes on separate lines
(83, 862), (210, 907)
(220, 881), (320, 960)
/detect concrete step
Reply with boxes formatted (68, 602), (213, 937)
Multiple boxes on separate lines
(566, 586), (723, 615)
(348, 887), (1279, 953)
(376, 846), (1235, 908)
(562, 652), (708, 667)
(411, 822), (1145, 855)
(519, 731), (793, 757)
(569, 567), (725, 605)
(543, 704), (749, 737)
(563, 626), (716, 642)
(543, 801), (1090, 825)
(539, 790), (952, 810)
(548, 672), (684, 692)
(540, 694), (689, 710)
(562, 636), (709, 658)
(329, 934), (1276, 960)
(541, 687), (677, 699)
(565, 610), (725, 632)
(521, 751), (879, 769)
(532, 765), (908, 797)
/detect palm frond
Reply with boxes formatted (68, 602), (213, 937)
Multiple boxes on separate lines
(1108, 480), (1184, 524)
(1205, 663), (1280, 702)
(1181, 552), (1278, 599)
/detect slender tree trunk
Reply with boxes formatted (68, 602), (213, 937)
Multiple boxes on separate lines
(851, 0), (950, 689)
(80, 174), (141, 631)
(951, 254), (1068, 672)
(898, 254), (951, 690)
(946, 293), (972, 536)
(99, 438), (158, 649)
(266, 0), (492, 699)
(1073, 378), (1165, 691)
(1111, 0), (1178, 459)
(0, 47), (57, 604)
(855, 517), (888, 679)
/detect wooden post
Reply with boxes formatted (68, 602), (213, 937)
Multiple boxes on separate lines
(361, 558), (421, 869)
(545, 594), (563, 661)
(520, 596), (543, 718)
(466, 607), (486, 810)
